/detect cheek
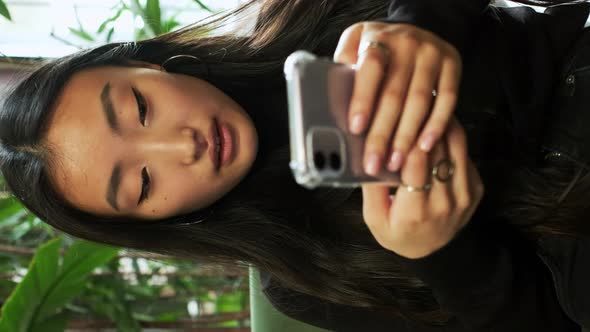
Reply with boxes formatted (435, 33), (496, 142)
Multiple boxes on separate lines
(156, 170), (216, 213)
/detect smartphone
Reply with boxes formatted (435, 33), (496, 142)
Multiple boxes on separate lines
(284, 50), (401, 189)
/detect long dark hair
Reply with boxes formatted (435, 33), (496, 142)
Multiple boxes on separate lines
(0, 0), (587, 326)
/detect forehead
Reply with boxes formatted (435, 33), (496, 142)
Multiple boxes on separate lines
(44, 66), (124, 213)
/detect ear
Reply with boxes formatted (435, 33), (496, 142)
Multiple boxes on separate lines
(126, 60), (164, 72)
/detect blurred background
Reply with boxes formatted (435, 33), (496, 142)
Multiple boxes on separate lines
(0, 1), (253, 331)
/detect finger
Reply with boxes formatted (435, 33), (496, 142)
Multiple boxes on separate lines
(394, 144), (430, 216)
(333, 23), (363, 65)
(418, 54), (461, 152)
(363, 49), (414, 176)
(361, 183), (393, 235)
(389, 44), (441, 170)
(348, 39), (390, 135)
(445, 118), (470, 213)
(428, 131), (454, 216)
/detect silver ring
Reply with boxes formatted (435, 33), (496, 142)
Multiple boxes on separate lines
(399, 182), (432, 192)
(358, 40), (390, 59)
(432, 159), (455, 183)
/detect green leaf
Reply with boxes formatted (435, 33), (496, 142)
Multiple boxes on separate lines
(38, 241), (118, 321)
(106, 27), (115, 43)
(0, 0), (11, 21)
(192, 0), (212, 12)
(145, 0), (162, 36)
(0, 237), (61, 332)
(68, 27), (95, 42)
(10, 217), (35, 241)
(0, 198), (27, 228)
(30, 313), (68, 332)
(162, 17), (181, 33)
(97, 7), (123, 33)
(135, 28), (149, 41)
(0, 238), (118, 331)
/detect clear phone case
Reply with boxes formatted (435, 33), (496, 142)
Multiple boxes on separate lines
(284, 50), (401, 189)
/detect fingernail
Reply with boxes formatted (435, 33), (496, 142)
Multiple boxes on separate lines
(350, 114), (365, 134)
(420, 134), (435, 152)
(387, 151), (403, 172)
(365, 152), (381, 176)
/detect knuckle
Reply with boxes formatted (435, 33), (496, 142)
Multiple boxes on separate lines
(439, 88), (458, 102)
(396, 31), (420, 49)
(393, 134), (413, 152)
(444, 56), (463, 77)
(366, 133), (391, 153)
(374, 30), (392, 42)
(350, 95), (373, 113)
(420, 43), (441, 59)
(410, 87), (435, 101)
(381, 86), (405, 106)
(444, 44), (461, 60)
(404, 145), (428, 164)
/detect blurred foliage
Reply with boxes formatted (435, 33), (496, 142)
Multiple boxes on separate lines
(68, 0), (213, 44)
(0, 238), (118, 332)
(0, 0), (10, 21)
(0, 1), (251, 330)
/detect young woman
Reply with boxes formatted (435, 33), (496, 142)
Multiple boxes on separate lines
(1, 0), (589, 330)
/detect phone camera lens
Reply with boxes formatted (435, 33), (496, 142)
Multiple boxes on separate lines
(330, 152), (341, 170)
(314, 151), (326, 170)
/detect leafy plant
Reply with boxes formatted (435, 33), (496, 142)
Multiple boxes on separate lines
(0, 0), (11, 21)
(0, 237), (119, 332)
(68, 0), (213, 44)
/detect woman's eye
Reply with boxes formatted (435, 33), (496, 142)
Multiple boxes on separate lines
(132, 87), (148, 126)
(138, 167), (151, 205)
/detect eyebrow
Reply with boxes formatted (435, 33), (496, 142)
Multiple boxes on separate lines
(106, 161), (122, 211)
(100, 82), (120, 134)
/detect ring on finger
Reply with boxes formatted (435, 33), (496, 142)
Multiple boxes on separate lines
(399, 181), (432, 192)
(432, 158), (455, 183)
(358, 41), (390, 62)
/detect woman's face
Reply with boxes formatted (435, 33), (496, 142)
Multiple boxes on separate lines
(45, 63), (258, 220)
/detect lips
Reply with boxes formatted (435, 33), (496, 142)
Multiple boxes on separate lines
(209, 118), (221, 171)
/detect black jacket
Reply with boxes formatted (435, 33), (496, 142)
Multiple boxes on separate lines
(260, 1), (590, 331)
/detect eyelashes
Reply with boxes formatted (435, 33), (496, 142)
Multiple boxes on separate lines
(132, 87), (148, 126)
(132, 86), (150, 205)
(138, 167), (150, 205)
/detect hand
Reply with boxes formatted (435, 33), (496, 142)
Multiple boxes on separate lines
(333, 22), (462, 175)
(360, 118), (484, 259)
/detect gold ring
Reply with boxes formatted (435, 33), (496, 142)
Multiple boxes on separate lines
(399, 182), (432, 192)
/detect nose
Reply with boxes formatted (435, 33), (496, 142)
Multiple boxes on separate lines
(131, 127), (208, 165)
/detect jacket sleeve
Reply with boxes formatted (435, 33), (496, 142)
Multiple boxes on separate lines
(393, 205), (578, 332)
(376, 0), (490, 52)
